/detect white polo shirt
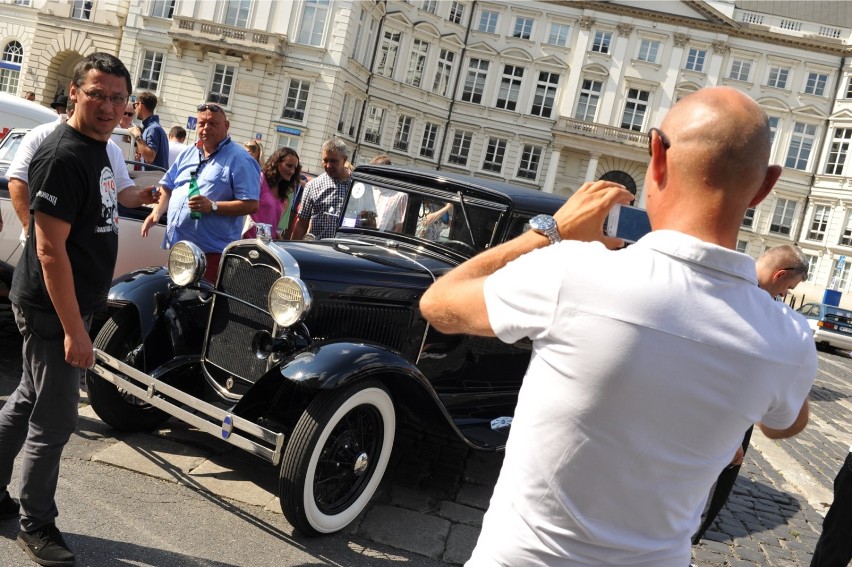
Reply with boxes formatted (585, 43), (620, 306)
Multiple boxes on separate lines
(7, 117), (133, 190)
(472, 230), (816, 567)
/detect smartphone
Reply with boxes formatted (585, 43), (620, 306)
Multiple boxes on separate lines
(605, 204), (651, 244)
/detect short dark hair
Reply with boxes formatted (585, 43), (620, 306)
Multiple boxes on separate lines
(136, 91), (158, 112)
(169, 125), (186, 141)
(72, 52), (132, 97)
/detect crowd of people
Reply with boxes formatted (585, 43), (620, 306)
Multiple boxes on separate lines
(3, 65), (851, 567)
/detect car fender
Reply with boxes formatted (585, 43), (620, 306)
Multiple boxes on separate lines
(107, 266), (174, 338)
(233, 341), (456, 433)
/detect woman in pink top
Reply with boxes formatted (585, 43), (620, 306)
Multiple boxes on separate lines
(244, 147), (301, 239)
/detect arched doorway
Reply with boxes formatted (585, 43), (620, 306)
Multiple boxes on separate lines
(599, 170), (638, 196)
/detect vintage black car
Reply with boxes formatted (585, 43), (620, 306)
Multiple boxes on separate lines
(87, 165), (567, 536)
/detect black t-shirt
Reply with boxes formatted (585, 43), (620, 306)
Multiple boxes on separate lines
(10, 123), (119, 315)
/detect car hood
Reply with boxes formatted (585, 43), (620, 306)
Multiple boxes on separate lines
(276, 238), (450, 293)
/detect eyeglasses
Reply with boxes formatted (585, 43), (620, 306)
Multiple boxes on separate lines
(197, 104), (223, 113)
(79, 89), (128, 106)
(123, 112), (135, 117)
(647, 127), (671, 156)
(781, 265), (809, 275)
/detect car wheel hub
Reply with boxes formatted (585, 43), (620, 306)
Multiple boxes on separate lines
(353, 451), (369, 476)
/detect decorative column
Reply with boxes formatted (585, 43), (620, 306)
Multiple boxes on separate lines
(584, 153), (600, 183)
(542, 148), (562, 193)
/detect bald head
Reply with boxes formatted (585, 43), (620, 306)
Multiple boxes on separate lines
(663, 87), (771, 191)
(646, 87), (781, 248)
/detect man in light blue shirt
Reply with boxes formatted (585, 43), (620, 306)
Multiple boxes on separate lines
(141, 103), (259, 282)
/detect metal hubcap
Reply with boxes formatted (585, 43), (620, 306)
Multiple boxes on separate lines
(353, 451), (369, 476)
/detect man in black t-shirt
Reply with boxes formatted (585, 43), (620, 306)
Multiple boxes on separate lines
(0, 53), (156, 567)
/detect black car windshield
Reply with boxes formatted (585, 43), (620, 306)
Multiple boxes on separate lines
(339, 181), (505, 256)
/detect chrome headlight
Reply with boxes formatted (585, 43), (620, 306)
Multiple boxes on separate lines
(268, 276), (312, 327)
(168, 241), (206, 286)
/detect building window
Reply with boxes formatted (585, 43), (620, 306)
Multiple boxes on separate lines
(405, 39), (429, 88)
(376, 31), (401, 78)
(14, 0), (31, 5)
(150, 0), (175, 18)
(847, 77), (852, 99)
(449, 1), (464, 25)
(546, 23), (570, 47)
(826, 128), (852, 175)
(637, 39), (660, 63)
(530, 71), (559, 118)
(0, 41), (23, 95)
(591, 30), (612, 53)
(432, 49), (455, 97)
(136, 50), (164, 92)
(282, 79), (311, 121)
(71, 0), (92, 20)
(513, 17), (534, 39)
(517, 144), (543, 180)
(808, 205), (831, 242)
(767, 66), (790, 90)
(736, 240), (748, 254)
(364, 106), (384, 145)
(208, 64), (235, 106)
(447, 130), (472, 165)
(348, 99), (364, 137)
(741, 207), (756, 229)
(785, 122), (817, 170)
(276, 134), (301, 152)
(768, 116), (780, 147)
(574, 79), (602, 122)
(478, 9), (499, 33)
(420, 0), (437, 14)
(298, 0), (329, 46)
(337, 93), (350, 133)
(684, 48), (706, 72)
(393, 115), (413, 152)
(805, 72), (829, 96)
(621, 88), (650, 131)
(461, 58), (489, 104)
(496, 65), (524, 111)
(729, 58), (752, 82)
(840, 214), (852, 246)
(353, 10), (377, 67)
(482, 138), (507, 172)
(769, 198), (796, 236)
(420, 122), (438, 158)
(833, 259), (851, 290)
(222, 0), (250, 27)
(805, 254), (817, 281)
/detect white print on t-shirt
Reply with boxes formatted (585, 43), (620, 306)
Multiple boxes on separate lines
(97, 166), (118, 234)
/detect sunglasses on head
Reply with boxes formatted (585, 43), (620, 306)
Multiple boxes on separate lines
(197, 104), (223, 113)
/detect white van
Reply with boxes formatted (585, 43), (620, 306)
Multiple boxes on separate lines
(0, 92), (56, 140)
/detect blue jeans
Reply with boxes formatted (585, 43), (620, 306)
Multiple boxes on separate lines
(811, 451), (852, 566)
(0, 304), (89, 532)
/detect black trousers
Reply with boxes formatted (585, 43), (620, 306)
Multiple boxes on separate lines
(811, 451), (852, 566)
(692, 426), (754, 544)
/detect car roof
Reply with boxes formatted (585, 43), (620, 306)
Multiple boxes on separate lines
(353, 164), (567, 214)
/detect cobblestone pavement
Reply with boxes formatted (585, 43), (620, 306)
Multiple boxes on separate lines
(0, 303), (850, 566)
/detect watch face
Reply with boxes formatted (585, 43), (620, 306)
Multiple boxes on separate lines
(531, 215), (555, 232)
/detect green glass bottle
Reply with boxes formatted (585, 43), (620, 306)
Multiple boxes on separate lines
(188, 170), (201, 220)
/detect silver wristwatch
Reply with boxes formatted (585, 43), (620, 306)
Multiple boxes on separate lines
(529, 214), (561, 245)
(210, 201), (218, 214)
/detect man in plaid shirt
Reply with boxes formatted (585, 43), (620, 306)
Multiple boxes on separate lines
(291, 138), (353, 240)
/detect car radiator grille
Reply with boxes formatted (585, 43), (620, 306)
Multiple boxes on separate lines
(204, 248), (414, 385)
(205, 251), (281, 381)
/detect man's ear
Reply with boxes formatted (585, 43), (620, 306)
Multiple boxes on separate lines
(749, 165), (782, 208)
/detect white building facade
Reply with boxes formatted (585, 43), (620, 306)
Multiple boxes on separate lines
(2, 0), (852, 305)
